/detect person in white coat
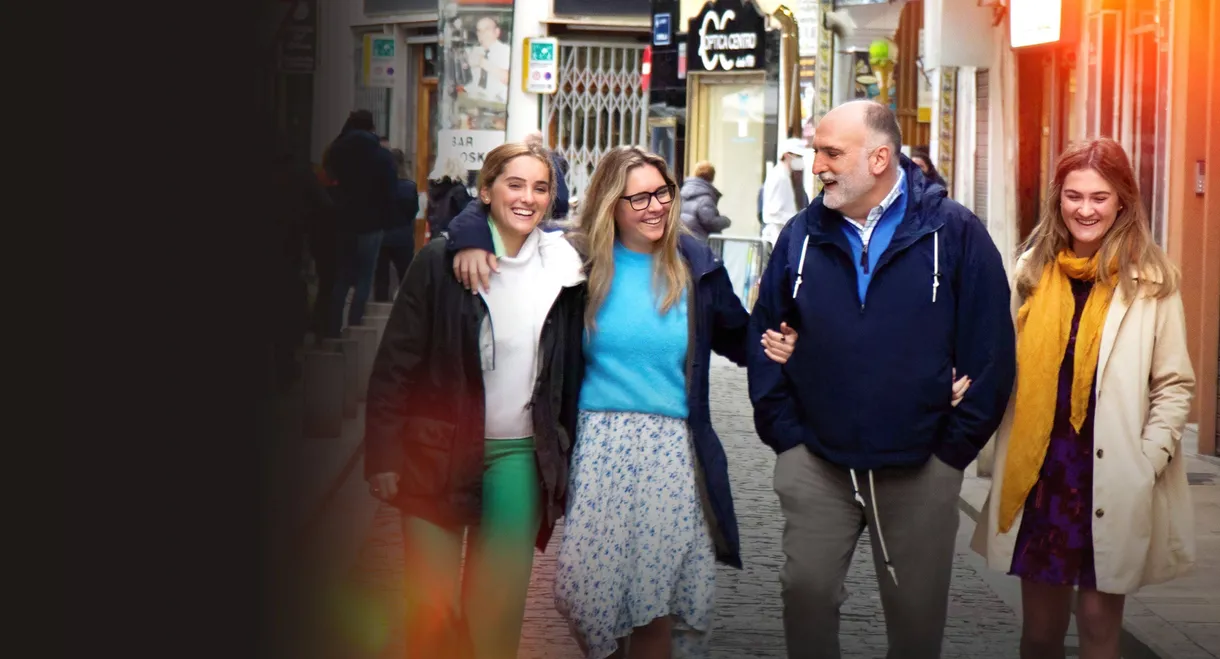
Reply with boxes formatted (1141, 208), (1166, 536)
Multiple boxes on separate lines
(972, 137), (1196, 659)
(761, 137), (807, 246)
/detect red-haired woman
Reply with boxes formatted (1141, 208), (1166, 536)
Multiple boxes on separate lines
(973, 138), (1196, 659)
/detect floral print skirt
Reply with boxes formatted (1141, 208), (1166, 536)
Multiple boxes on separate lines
(554, 411), (717, 659)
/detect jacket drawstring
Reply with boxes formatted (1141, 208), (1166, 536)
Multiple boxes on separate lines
(850, 469), (898, 586)
(792, 235), (811, 299)
(931, 230), (940, 303)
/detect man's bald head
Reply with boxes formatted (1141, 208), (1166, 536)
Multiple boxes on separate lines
(811, 100), (904, 218)
(822, 100), (902, 158)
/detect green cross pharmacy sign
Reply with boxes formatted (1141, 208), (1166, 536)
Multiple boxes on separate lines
(362, 34), (396, 88)
(522, 37), (559, 95)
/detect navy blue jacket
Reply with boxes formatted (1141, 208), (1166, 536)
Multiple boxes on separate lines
(445, 206), (753, 568)
(748, 157), (1015, 471)
(325, 129), (399, 233)
(550, 152), (570, 219)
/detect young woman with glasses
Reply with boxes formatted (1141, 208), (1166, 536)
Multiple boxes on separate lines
(445, 145), (799, 658)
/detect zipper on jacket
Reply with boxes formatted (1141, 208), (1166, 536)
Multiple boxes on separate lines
(854, 223), (945, 314)
(473, 294), (495, 371)
(527, 290), (570, 408)
(860, 242), (870, 274)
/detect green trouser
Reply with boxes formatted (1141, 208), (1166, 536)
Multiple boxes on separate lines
(401, 438), (540, 659)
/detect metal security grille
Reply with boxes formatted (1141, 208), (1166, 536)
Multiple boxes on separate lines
(543, 41), (650, 203)
(353, 36), (393, 139)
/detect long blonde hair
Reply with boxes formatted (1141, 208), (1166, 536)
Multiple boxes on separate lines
(569, 146), (690, 329)
(1017, 137), (1179, 301)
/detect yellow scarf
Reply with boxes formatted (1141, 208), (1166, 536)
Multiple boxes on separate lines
(997, 250), (1116, 533)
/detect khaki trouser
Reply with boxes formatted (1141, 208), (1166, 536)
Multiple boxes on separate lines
(773, 446), (964, 659)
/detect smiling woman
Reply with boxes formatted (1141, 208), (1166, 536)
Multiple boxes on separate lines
(974, 137), (1196, 659)
(439, 144), (801, 657)
(361, 139), (587, 659)
(476, 143), (556, 257)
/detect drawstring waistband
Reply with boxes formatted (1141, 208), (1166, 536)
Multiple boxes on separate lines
(849, 469), (898, 586)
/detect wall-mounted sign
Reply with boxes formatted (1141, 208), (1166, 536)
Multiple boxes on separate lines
(686, 0), (766, 73)
(654, 13), (672, 46)
(1011, 0), (1062, 48)
(276, 0), (316, 73)
(436, 0), (516, 170)
(362, 34), (396, 87)
(523, 37), (559, 94)
(439, 129), (506, 171)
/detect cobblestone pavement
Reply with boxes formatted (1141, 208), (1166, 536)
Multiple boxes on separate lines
(333, 362), (1025, 659)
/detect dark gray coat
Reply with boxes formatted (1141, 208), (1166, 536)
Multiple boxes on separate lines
(680, 177), (731, 241)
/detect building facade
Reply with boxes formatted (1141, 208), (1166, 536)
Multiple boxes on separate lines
(309, 0), (652, 204)
(921, 0), (1219, 456)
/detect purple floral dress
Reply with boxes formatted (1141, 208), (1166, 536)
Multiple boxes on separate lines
(1009, 278), (1099, 589)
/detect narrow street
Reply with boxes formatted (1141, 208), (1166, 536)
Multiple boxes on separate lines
(304, 359), (1030, 658)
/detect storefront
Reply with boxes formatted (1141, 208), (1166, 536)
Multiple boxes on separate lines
(649, 0), (801, 306)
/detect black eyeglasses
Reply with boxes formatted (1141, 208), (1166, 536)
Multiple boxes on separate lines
(620, 185), (675, 211)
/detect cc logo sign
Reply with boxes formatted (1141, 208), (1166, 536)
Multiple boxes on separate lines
(699, 9), (737, 71)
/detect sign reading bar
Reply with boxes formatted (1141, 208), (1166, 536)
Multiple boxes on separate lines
(686, 0), (766, 73)
(1010, 0), (1063, 48)
(439, 129), (506, 170)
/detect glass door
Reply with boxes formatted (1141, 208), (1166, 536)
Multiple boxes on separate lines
(692, 75), (767, 239)
(688, 72), (768, 308)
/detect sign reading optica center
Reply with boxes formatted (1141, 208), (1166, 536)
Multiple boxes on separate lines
(686, 0), (766, 73)
(1010, 0), (1063, 48)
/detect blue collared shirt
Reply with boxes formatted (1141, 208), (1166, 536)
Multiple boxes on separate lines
(840, 169), (908, 304)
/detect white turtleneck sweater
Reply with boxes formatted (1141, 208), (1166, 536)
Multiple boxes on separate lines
(478, 229), (552, 439)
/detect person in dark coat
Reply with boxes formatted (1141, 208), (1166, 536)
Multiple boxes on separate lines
(748, 101), (1013, 658)
(322, 109), (398, 338)
(443, 146), (798, 657)
(911, 146), (948, 189)
(364, 142), (585, 658)
(679, 160), (732, 241)
(425, 156), (474, 240)
(373, 148), (420, 301)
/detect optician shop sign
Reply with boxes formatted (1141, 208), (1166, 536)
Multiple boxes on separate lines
(686, 0), (766, 73)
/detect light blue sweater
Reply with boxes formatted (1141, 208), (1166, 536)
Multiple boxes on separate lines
(578, 242), (689, 419)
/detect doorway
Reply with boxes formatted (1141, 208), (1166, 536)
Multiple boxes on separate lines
(686, 71), (770, 308)
(686, 72), (768, 239)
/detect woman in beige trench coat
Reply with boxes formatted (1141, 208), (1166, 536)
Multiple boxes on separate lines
(971, 138), (1196, 659)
